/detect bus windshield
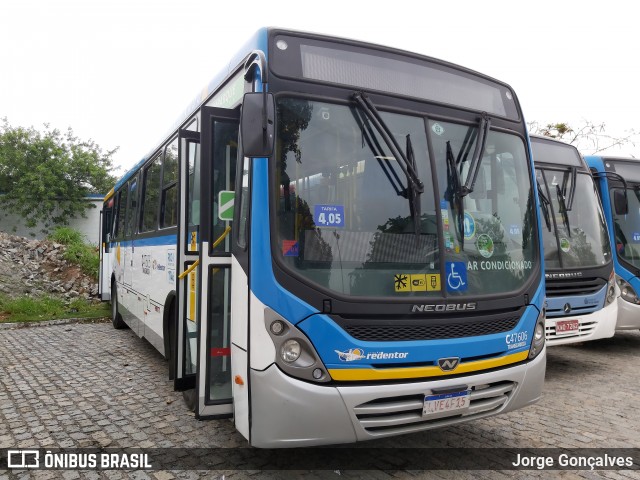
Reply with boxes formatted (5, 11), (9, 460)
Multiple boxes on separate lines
(536, 168), (611, 269)
(274, 96), (537, 297)
(611, 185), (640, 270)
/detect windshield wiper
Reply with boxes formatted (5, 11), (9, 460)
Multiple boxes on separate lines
(352, 92), (424, 236)
(537, 182), (552, 232)
(352, 107), (406, 198)
(405, 134), (422, 237)
(556, 184), (571, 236)
(446, 141), (466, 247)
(561, 166), (577, 211)
(461, 112), (491, 197)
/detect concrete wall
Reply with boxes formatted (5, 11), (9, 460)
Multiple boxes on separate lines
(0, 197), (103, 244)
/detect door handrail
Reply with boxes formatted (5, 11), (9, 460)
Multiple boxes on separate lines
(178, 226), (232, 279)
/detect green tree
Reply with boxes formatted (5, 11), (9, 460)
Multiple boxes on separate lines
(528, 120), (637, 154)
(0, 118), (118, 232)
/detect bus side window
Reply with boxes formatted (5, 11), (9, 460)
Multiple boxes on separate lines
(125, 176), (139, 237)
(211, 121), (238, 254)
(161, 138), (179, 228)
(116, 188), (128, 239)
(140, 155), (162, 232)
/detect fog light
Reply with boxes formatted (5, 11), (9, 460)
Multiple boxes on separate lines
(281, 339), (301, 363)
(270, 320), (285, 335)
(312, 368), (323, 379)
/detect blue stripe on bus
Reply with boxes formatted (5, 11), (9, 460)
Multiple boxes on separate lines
(250, 158), (319, 323)
(298, 304), (539, 369)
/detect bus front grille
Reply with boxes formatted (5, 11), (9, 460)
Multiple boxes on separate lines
(344, 317), (519, 341)
(546, 319), (597, 340)
(353, 381), (515, 435)
(545, 276), (606, 297)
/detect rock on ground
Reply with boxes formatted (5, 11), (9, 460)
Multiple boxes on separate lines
(0, 231), (99, 301)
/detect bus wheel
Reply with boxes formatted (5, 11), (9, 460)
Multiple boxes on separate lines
(183, 389), (196, 412)
(111, 281), (127, 330)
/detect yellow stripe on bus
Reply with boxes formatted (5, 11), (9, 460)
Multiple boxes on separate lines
(328, 350), (529, 382)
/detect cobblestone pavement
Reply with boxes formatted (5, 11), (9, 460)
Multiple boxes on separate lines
(1, 321), (640, 479)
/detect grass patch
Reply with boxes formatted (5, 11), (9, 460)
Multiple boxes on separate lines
(48, 227), (99, 278)
(48, 226), (85, 245)
(0, 294), (109, 323)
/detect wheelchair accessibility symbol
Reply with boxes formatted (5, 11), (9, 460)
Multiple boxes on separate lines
(446, 262), (468, 292)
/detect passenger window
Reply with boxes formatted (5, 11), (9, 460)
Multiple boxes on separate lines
(116, 188), (128, 239)
(186, 141), (201, 252)
(211, 120), (238, 254)
(140, 156), (162, 232)
(125, 177), (139, 237)
(161, 138), (179, 228)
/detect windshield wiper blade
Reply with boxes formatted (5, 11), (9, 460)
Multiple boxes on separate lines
(446, 141), (465, 248)
(537, 182), (552, 232)
(352, 92), (424, 236)
(406, 134), (422, 237)
(462, 112), (491, 197)
(562, 166), (577, 211)
(556, 184), (571, 237)
(353, 93), (424, 196)
(351, 107), (406, 198)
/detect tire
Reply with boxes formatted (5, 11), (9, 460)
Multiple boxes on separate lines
(111, 281), (127, 330)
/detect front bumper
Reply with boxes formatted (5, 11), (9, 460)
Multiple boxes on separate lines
(615, 296), (640, 330)
(248, 347), (546, 447)
(545, 300), (617, 346)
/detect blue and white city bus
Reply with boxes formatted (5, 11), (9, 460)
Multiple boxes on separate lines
(530, 136), (617, 346)
(585, 155), (640, 330)
(99, 28), (546, 447)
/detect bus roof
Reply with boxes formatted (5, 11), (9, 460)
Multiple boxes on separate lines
(590, 155), (640, 163)
(530, 134), (587, 170)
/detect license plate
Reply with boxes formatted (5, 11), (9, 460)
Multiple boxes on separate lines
(556, 319), (579, 334)
(423, 390), (470, 416)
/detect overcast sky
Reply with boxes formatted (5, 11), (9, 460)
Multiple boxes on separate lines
(1, 0), (639, 180)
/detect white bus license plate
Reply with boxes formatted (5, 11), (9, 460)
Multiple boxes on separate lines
(556, 319), (579, 334)
(423, 390), (470, 416)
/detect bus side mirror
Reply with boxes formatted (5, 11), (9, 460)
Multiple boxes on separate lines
(241, 92), (275, 157)
(614, 189), (629, 215)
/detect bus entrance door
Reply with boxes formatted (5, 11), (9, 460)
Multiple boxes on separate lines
(174, 129), (200, 394)
(175, 106), (240, 417)
(195, 106), (239, 418)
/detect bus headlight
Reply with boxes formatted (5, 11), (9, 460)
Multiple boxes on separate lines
(528, 310), (545, 360)
(605, 271), (617, 306)
(281, 339), (301, 363)
(616, 275), (640, 305)
(264, 308), (331, 383)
